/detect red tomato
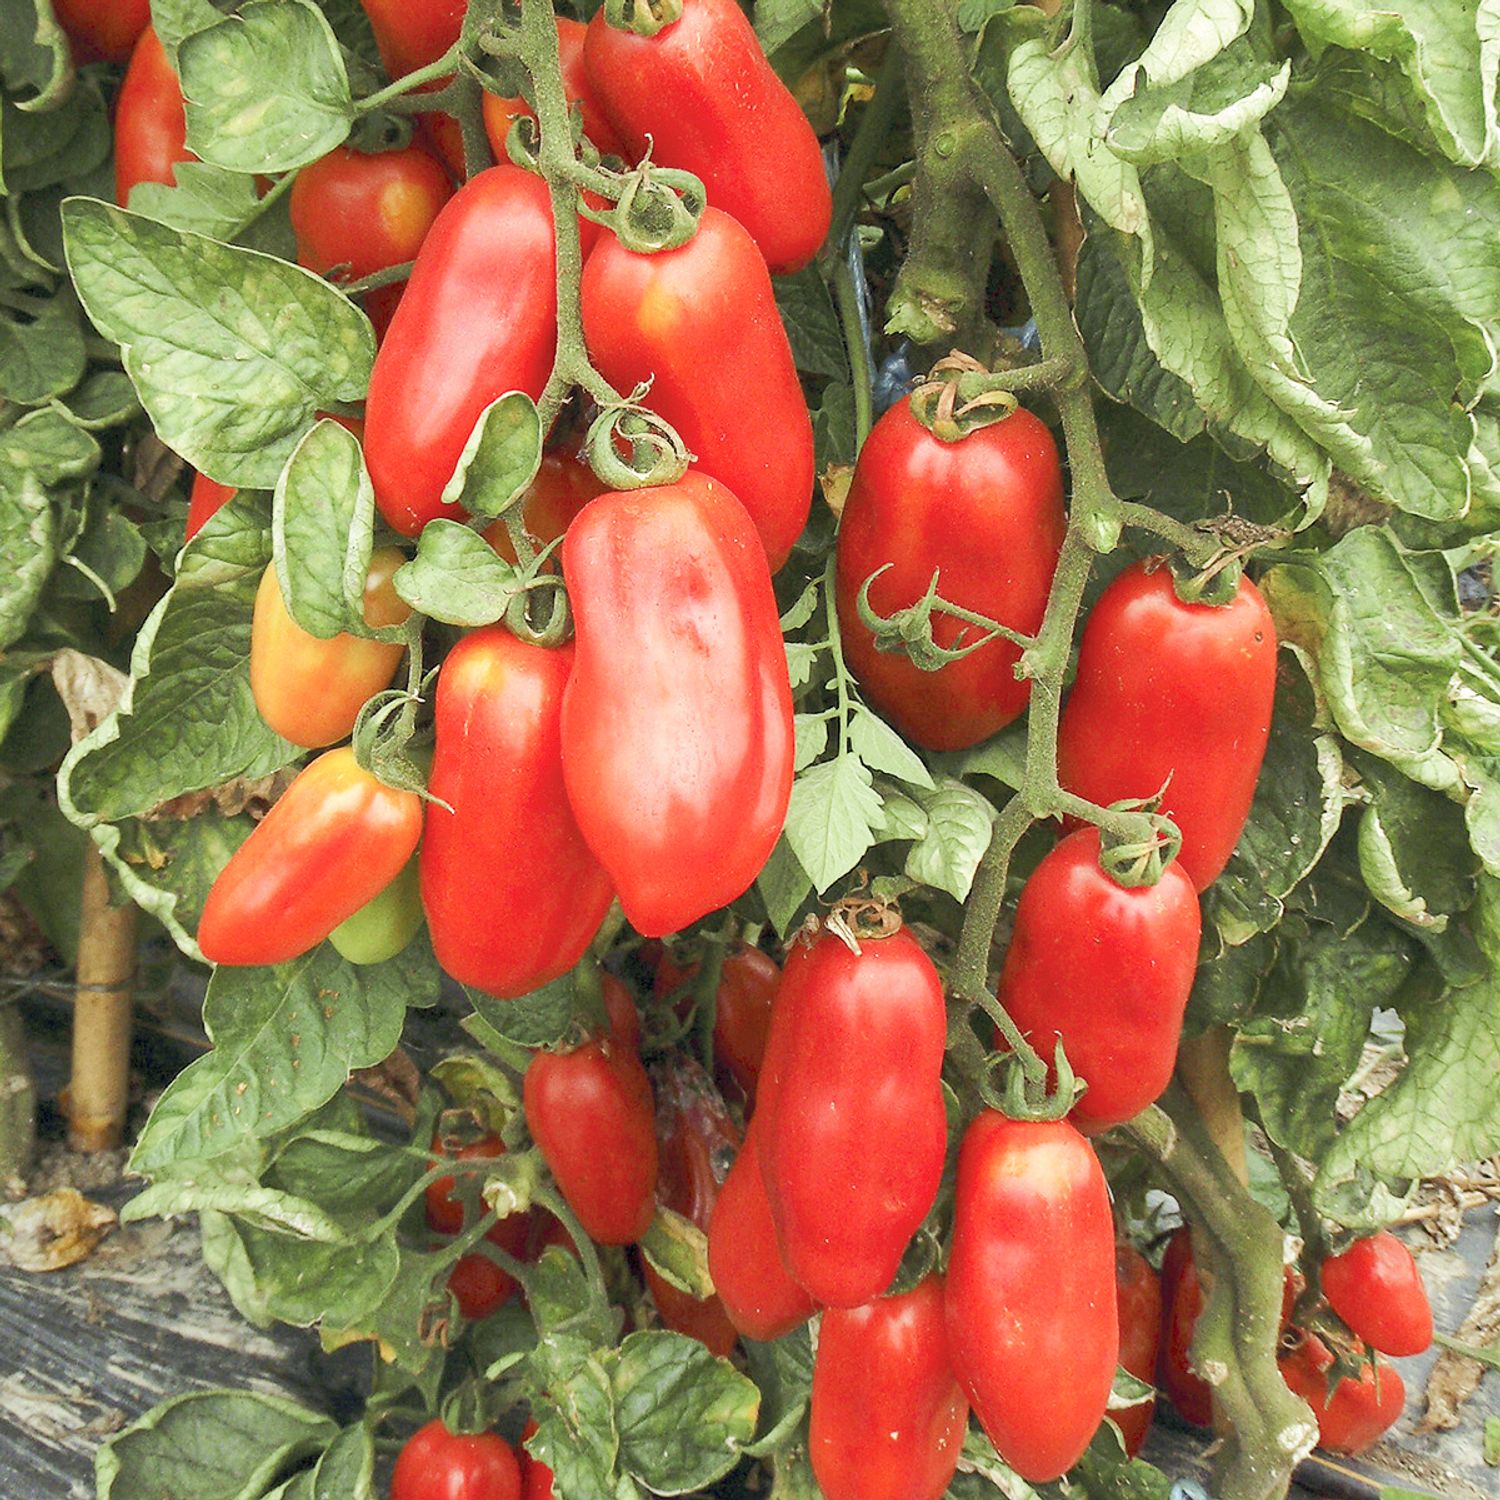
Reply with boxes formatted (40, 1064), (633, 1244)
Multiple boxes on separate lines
(483, 17), (623, 160)
(418, 106), (467, 179)
(642, 1054), (740, 1357)
(358, 0), (463, 80)
(756, 923), (947, 1308)
(391, 1420), (520, 1500)
(945, 1113), (1118, 1483)
(581, 208), (812, 572)
(601, 973), (643, 1054)
(115, 26), (192, 205)
(249, 547), (411, 750)
(365, 167), (561, 536)
(1279, 1332), (1404, 1455)
(519, 1419), (554, 1500)
(655, 944), (778, 1103)
(447, 1251), (516, 1321)
(481, 451), (604, 566)
(582, 0), (830, 273)
(421, 629), (614, 998)
(1321, 1232), (1433, 1357)
(55, 0), (150, 64)
(705, 1117), (816, 1342)
(1114, 1243), (1162, 1458)
(289, 144), (452, 341)
(185, 474), (236, 541)
(995, 827), (1200, 1132)
(835, 398), (1065, 749)
(198, 747), (422, 966)
(560, 474), (794, 936)
(1057, 563), (1278, 890)
(425, 1128), (530, 1259)
(810, 1275), (969, 1500)
(524, 1036), (658, 1245)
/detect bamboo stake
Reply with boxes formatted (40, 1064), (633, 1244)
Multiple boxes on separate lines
(67, 845), (136, 1152)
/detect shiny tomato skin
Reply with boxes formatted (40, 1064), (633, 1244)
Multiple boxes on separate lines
(421, 629), (614, 998)
(55, 0), (150, 64)
(835, 399), (1065, 749)
(185, 474), (236, 541)
(643, 1053), (740, 1357)
(655, 944), (778, 1103)
(481, 451), (604, 565)
(198, 747), (422, 966)
(250, 547), (410, 750)
(581, 208), (812, 572)
(524, 1037), (658, 1245)
(365, 167), (559, 536)
(945, 1113), (1118, 1483)
(601, 973), (643, 1054)
(1057, 564), (1278, 891)
(289, 144), (452, 341)
(810, 1275), (969, 1500)
(560, 474), (793, 936)
(996, 827), (1200, 1132)
(390, 1420), (521, 1500)
(1279, 1333), (1404, 1455)
(115, 26), (192, 205)
(1114, 1243), (1162, 1458)
(705, 1117), (816, 1342)
(756, 924), (947, 1308)
(1321, 1232), (1433, 1357)
(358, 0), (463, 80)
(1158, 1226), (1214, 1427)
(447, 1251), (517, 1320)
(484, 18), (623, 160)
(582, 0), (830, 273)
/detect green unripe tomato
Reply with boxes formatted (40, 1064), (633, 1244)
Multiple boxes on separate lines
(330, 856), (423, 965)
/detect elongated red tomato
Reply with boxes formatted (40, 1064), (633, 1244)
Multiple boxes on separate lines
(1279, 1332), (1404, 1455)
(421, 629), (614, 998)
(810, 1275), (969, 1500)
(290, 144), (452, 341)
(55, 0), (150, 63)
(115, 25), (192, 205)
(835, 398), (1065, 749)
(484, 18), (623, 160)
(756, 922), (947, 1308)
(706, 1118), (816, 1342)
(250, 547), (411, 750)
(996, 827), (1200, 1132)
(583, 0), (830, 273)
(391, 1421), (520, 1500)
(185, 474), (236, 541)
(524, 1036), (658, 1245)
(1057, 564), (1277, 890)
(643, 1054), (740, 1357)
(945, 1113), (1118, 1482)
(365, 167), (559, 536)
(1114, 1243), (1162, 1458)
(582, 209), (812, 572)
(358, 0), (463, 80)
(198, 748), (422, 966)
(655, 944), (778, 1103)
(561, 474), (793, 936)
(1321, 1233), (1432, 1357)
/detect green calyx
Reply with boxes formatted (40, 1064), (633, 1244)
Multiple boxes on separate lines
(908, 351), (1022, 443)
(611, 162), (706, 254)
(603, 0), (683, 37)
(1097, 795), (1184, 889)
(585, 397), (691, 492)
(1169, 551), (1244, 607)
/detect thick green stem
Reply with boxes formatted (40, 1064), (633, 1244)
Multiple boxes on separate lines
(356, 45), (464, 115)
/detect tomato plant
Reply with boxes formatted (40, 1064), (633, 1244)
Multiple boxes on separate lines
(114, 25), (191, 204)
(1321, 1232), (1433, 1358)
(1277, 1333), (1405, 1456)
(391, 1421), (521, 1500)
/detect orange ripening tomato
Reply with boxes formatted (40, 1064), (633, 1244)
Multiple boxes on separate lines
(483, 17), (623, 161)
(55, 0), (150, 63)
(481, 451), (605, 565)
(115, 25), (193, 205)
(289, 145), (453, 341)
(185, 474), (237, 542)
(198, 748), (423, 966)
(250, 547), (411, 750)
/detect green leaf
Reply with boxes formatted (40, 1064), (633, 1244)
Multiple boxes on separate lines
(394, 521), (521, 628)
(754, 0), (822, 56)
(638, 1206), (713, 1299)
(0, 472), (55, 651)
(319, 1246), (450, 1379)
(306, 1424), (375, 1500)
(62, 369), (141, 429)
(268, 1126), (424, 1222)
(123, 1179), (350, 1240)
(152, 0), (228, 62)
(129, 940), (431, 1172)
(180, 0), (354, 173)
(755, 835), (815, 938)
(782, 754), (885, 893)
(0, 405), (99, 482)
(792, 713), (828, 772)
(903, 776), (995, 902)
(528, 1334), (620, 1500)
(1, 80), (110, 194)
(218, 1218), (401, 1328)
(129, 161), (272, 243)
(443, 391), (543, 522)
(0, 0), (71, 100)
(774, 266), (847, 380)
(0, 282), (85, 404)
(61, 198), (374, 489)
(95, 1390), (337, 1500)
(612, 1331), (759, 1494)
(848, 705), (934, 789)
(274, 419), (374, 640)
